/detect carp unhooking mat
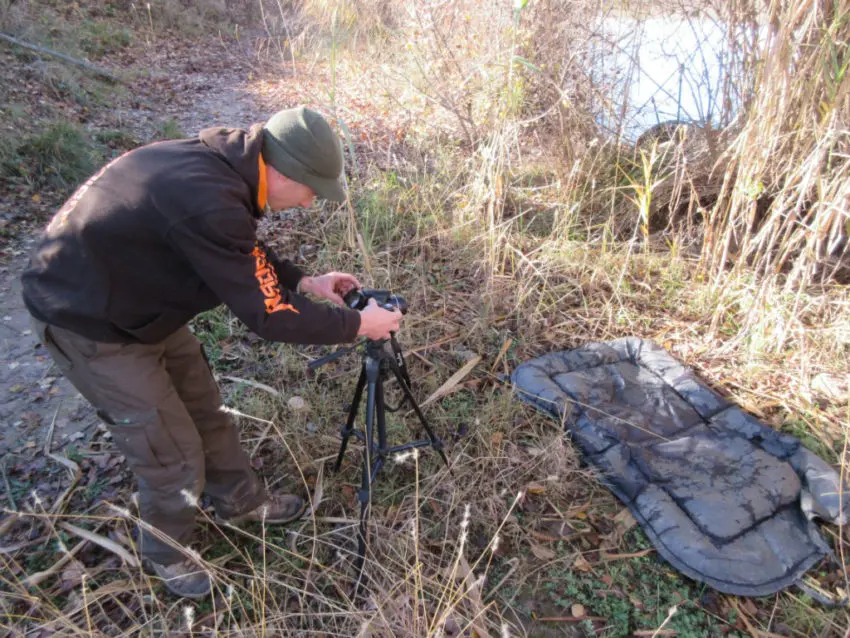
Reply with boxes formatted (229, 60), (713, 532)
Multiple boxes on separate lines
(511, 337), (848, 596)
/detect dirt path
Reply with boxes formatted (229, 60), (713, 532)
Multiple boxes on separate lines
(0, 244), (101, 456)
(0, 37), (277, 460)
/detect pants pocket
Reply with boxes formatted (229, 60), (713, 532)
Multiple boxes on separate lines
(101, 408), (174, 471)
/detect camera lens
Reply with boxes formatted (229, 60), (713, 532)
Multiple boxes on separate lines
(343, 289), (366, 310)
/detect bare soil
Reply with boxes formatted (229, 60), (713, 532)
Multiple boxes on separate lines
(0, 33), (287, 466)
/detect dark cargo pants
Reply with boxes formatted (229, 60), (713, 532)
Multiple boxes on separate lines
(31, 318), (267, 565)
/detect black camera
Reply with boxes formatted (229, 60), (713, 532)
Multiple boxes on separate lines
(343, 288), (409, 315)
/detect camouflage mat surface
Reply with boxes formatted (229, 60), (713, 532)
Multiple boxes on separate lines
(512, 338), (848, 596)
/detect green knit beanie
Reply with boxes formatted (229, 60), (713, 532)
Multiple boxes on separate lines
(261, 106), (346, 202)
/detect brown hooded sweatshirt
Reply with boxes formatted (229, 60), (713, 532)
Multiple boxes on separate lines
(21, 125), (360, 345)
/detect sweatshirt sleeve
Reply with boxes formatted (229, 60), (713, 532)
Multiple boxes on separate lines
(258, 240), (304, 291)
(167, 211), (360, 345)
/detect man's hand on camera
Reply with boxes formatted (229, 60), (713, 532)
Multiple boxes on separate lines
(298, 272), (360, 305)
(357, 298), (403, 340)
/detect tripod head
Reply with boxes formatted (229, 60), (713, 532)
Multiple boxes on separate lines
(308, 334), (411, 398)
(307, 335), (397, 370)
(308, 288), (408, 372)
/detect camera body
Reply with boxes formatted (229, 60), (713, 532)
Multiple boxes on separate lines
(343, 288), (409, 315)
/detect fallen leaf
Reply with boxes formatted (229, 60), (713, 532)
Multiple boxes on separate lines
(306, 464), (324, 514)
(530, 543), (556, 561)
(457, 556), (489, 638)
(574, 554), (592, 572)
(614, 508), (637, 533)
(526, 482), (546, 495)
(530, 529), (560, 543)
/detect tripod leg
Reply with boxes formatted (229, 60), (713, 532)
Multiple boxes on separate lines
(375, 371), (388, 453)
(353, 356), (380, 594)
(333, 365), (367, 473)
(353, 497), (369, 596)
(391, 365), (453, 472)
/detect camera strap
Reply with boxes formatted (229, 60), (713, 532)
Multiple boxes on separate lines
(388, 334), (412, 390)
(380, 334), (415, 415)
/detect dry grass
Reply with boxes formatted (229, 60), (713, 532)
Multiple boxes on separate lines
(2, 0), (850, 636)
(3, 203), (846, 634)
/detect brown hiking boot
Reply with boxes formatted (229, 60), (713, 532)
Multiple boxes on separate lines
(222, 493), (307, 525)
(150, 559), (211, 599)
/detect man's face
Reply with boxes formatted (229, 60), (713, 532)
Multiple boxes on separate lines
(266, 165), (316, 210)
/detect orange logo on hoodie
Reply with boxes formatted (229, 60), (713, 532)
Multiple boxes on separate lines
(252, 245), (299, 314)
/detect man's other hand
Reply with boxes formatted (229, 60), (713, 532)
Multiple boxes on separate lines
(299, 272), (360, 305)
(357, 298), (402, 340)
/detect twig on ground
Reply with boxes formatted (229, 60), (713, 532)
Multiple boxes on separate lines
(407, 334), (462, 355)
(313, 516), (358, 525)
(420, 355), (482, 407)
(222, 375), (282, 397)
(43, 406), (82, 514)
(409, 349), (436, 367)
(250, 411), (279, 457)
(58, 522), (139, 568)
(484, 557), (518, 601)
(23, 539), (87, 588)
(0, 32), (122, 83)
(0, 538), (44, 554)
(489, 338), (513, 375)
(601, 548), (654, 561)
(730, 597), (790, 638)
(538, 615), (606, 622)
(650, 606), (678, 638)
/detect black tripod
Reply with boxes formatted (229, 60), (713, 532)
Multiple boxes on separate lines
(310, 334), (451, 592)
